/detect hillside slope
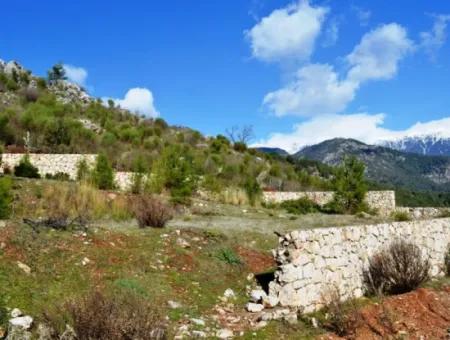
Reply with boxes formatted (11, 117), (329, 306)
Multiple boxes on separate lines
(295, 138), (450, 192)
(379, 135), (450, 156)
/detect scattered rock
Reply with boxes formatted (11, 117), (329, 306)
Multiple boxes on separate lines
(192, 330), (207, 338)
(81, 257), (90, 266)
(59, 324), (77, 340)
(168, 300), (182, 309)
(9, 316), (33, 330)
(284, 312), (298, 325)
(176, 238), (191, 248)
(311, 317), (319, 328)
(190, 318), (205, 327)
(246, 273), (254, 281)
(246, 302), (264, 313)
(17, 261), (31, 274)
(216, 328), (233, 339)
(37, 323), (55, 340)
(262, 295), (279, 308)
(10, 309), (22, 318)
(223, 289), (235, 299)
(249, 289), (267, 303)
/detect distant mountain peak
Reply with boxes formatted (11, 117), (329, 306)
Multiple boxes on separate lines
(378, 134), (450, 156)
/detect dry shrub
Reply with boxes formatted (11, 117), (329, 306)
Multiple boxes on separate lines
(132, 194), (173, 228)
(364, 239), (430, 295)
(321, 286), (362, 336)
(49, 291), (166, 340)
(218, 187), (249, 206)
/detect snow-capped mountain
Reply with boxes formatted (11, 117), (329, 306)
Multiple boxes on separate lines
(378, 134), (450, 156)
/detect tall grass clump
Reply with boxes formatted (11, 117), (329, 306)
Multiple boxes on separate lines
(0, 176), (12, 219)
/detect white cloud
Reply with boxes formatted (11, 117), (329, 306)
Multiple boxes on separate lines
(263, 23), (414, 116)
(63, 64), (88, 86)
(346, 23), (414, 83)
(420, 14), (450, 61)
(253, 114), (450, 153)
(245, 0), (328, 62)
(351, 6), (371, 27)
(108, 88), (159, 118)
(263, 63), (357, 116)
(322, 18), (339, 47)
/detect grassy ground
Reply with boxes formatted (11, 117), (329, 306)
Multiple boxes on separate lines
(2, 179), (446, 339)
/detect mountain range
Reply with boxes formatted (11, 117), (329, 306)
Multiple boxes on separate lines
(379, 135), (450, 156)
(294, 138), (450, 193)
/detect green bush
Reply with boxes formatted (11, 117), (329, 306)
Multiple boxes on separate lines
(243, 176), (261, 206)
(327, 156), (368, 214)
(14, 154), (40, 178)
(0, 177), (12, 219)
(92, 153), (115, 190)
(391, 210), (411, 222)
(45, 172), (71, 181)
(153, 145), (198, 204)
(216, 248), (242, 265)
(281, 197), (321, 215)
(76, 159), (91, 181)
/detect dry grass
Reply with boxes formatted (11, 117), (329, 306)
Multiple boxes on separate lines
(217, 187), (250, 206)
(46, 291), (166, 340)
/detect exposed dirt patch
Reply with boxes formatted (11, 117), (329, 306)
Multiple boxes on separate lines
(235, 246), (275, 273)
(320, 287), (450, 339)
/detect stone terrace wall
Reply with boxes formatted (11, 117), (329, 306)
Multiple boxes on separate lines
(269, 218), (450, 313)
(263, 191), (396, 215)
(1, 153), (97, 179)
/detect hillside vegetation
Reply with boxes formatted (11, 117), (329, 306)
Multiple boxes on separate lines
(0, 60), (331, 201)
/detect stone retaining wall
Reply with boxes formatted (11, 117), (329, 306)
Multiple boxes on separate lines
(263, 191), (396, 215)
(268, 218), (450, 313)
(1, 153), (96, 179)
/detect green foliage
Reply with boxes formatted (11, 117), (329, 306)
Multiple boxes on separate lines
(76, 159), (91, 182)
(14, 154), (40, 178)
(130, 156), (147, 194)
(281, 197), (321, 215)
(0, 177), (12, 219)
(47, 63), (67, 84)
(327, 156), (368, 214)
(153, 145), (198, 204)
(233, 142), (247, 152)
(45, 172), (71, 181)
(390, 210), (411, 222)
(92, 153), (115, 190)
(243, 176), (261, 206)
(215, 248), (242, 265)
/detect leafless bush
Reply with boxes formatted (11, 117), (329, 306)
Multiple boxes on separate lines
(321, 286), (361, 336)
(132, 195), (174, 228)
(48, 291), (166, 340)
(364, 239), (430, 295)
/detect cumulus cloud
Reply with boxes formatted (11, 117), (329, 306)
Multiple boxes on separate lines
(252, 114), (450, 153)
(420, 14), (450, 61)
(263, 63), (357, 116)
(245, 0), (328, 62)
(63, 64), (88, 86)
(346, 23), (414, 83)
(263, 23), (414, 116)
(108, 88), (159, 118)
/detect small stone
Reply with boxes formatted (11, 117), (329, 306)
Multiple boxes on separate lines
(216, 328), (233, 339)
(176, 238), (191, 248)
(10, 308), (23, 318)
(190, 318), (205, 326)
(283, 313), (298, 325)
(223, 288), (235, 299)
(168, 300), (182, 309)
(259, 312), (273, 321)
(192, 330), (207, 338)
(311, 317), (319, 328)
(9, 316), (33, 330)
(81, 257), (90, 266)
(60, 324), (76, 340)
(262, 295), (279, 308)
(246, 302), (264, 313)
(37, 323), (55, 339)
(246, 273), (254, 281)
(249, 289), (267, 303)
(17, 261), (31, 274)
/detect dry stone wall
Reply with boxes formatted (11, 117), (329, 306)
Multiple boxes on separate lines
(1, 153), (96, 179)
(269, 218), (450, 313)
(263, 191), (396, 215)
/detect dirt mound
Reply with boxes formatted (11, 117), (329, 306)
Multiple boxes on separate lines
(235, 246), (275, 273)
(321, 287), (450, 339)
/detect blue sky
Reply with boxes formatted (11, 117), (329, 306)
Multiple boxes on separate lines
(2, 0), (450, 152)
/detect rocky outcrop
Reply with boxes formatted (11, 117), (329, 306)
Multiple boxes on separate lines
(268, 218), (450, 313)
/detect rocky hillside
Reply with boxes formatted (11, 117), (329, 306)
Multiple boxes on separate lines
(0, 58), (331, 193)
(295, 138), (450, 192)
